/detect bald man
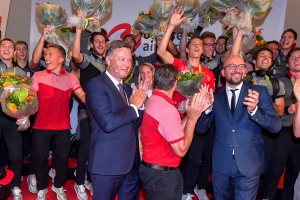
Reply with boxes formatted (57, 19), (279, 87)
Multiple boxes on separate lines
(196, 56), (281, 200)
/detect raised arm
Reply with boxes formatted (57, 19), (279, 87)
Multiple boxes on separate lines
(230, 29), (243, 56)
(157, 7), (186, 64)
(179, 29), (188, 60)
(294, 79), (300, 137)
(30, 25), (52, 70)
(72, 12), (87, 64)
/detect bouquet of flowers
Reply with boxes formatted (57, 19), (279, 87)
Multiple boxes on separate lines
(132, 10), (158, 34)
(0, 84), (38, 131)
(211, 0), (243, 26)
(68, 0), (102, 29)
(58, 27), (76, 59)
(36, 2), (67, 44)
(198, 0), (219, 28)
(0, 69), (32, 90)
(150, 0), (176, 40)
(253, 28), (266, 47)
(86, 0), (113, 32)
(228, 0), (273, 36)
(176, 69), (205, 113)
(177, 0), (200, 33)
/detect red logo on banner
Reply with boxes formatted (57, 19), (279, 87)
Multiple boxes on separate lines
(107, 23), (141, 49)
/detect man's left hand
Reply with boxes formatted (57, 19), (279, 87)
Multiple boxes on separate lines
(243, 89), (259, 112)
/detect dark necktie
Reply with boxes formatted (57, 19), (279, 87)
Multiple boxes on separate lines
(230, 89), (238, 115)
(118, 83), (128, 105)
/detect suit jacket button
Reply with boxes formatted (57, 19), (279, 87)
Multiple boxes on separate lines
(232, 130), (235, 132)
(230, 144), (233, 147)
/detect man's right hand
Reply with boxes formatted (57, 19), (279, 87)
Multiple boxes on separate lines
(43, 25), (52, 38)
(294, 79), (300, 102)
(130, 89), (147, 109)
(288, 103), (298, 114)
(169, 6), (186, 27)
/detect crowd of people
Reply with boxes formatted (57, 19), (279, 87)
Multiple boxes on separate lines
(0, 5), (300, 200)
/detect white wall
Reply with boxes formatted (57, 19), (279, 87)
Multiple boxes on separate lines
(0, 0), (11, 38)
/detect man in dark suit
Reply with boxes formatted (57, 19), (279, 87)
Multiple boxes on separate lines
(196, 56), (281, 200)
(85, 40), (147, 200)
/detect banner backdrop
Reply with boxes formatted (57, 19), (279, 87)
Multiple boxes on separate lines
(29, 0), (287, 133)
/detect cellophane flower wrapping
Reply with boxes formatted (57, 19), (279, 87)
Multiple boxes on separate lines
(0, 84), (38, 131)
(226, 32), (256, 54)
(176, 70), (205, 113)
(36, 2), (67, 44)
(177, 0), (200, 33)
(133, 18), (158, 34)
(58, 30), (75, 60)
(229, 1), (273, 36)
(86, 0), (113, 32)
(68, 0), (102, 29)
(150, 0), (176, 40)
(211, 0), (243, 28)
(198, 0), (219, 28)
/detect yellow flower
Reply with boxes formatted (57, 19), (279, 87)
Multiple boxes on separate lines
(145, 11), (150, 15)
(3, 82), (12, 87)
(7, 103), (17, 112)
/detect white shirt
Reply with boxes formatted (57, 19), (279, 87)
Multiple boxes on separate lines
(225, 82), (257, 116)
(106, 71), (139, 117)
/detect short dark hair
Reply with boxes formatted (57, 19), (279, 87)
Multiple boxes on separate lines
(286, 47), (300, 64)
(47, 44), (66, 59)
(123, 34), (136, 45)
(154, 63), (178, 91)
(15, 40), (28, 49)
(0, 38), (15, 50)
(252, 47), (274, 62)
(89, 32), (108, 44)
(200, 31), (216, 40)
(267, 40), (279, 47)
(216, 36), (226, 42)
(186, 36), (202, 49)
(43, 40), (49, 49)
(105, 40), (132, 59)
(281, 29), (297, 40)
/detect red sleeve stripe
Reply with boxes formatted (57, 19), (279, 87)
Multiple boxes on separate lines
(73, 86), (81, 91)
(168, 136), (185, 144)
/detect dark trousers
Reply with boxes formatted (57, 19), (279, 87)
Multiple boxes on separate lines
(212, 157), (260, 200)
(262, 131), (277, 173)
(76, 117), (91, 185)
(263, 128), (300, 200)
(0, 138), (9, 167)
(181, 124), (214, 194)
(34, 129), (71, 190)
(90, 158), (140, 200)
(140, 164), (183, 200)
(0, 118), (22, 188)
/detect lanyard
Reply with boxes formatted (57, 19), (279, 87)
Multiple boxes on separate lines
(187, 61), (202, 73)
(252, 72), (270, 89)
(91, 55), (105, 72)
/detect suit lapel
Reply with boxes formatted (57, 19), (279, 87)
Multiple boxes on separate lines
(102, 73), (128, 106)
(220, 88), (232, 121)
(234, 83), (249, 116)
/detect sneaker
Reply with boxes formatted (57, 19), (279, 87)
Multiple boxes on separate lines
(74, 184), (88, 200)
(51, 185), (67, 200)
(182, 193), (193, 200)
(84, 179), (91, 191)
(194, 188), (209, 200)
(27, 176), (38, 194)
(12, 187), (22, 200)
(48, 168), (56, 182)
(36, 189), (48, 200)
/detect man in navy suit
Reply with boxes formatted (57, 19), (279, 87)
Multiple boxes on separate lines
(196, 56), (281, 200)
(85, 40), (147, 200)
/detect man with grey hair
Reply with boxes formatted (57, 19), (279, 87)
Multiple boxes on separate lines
(85, 40), (147, 200)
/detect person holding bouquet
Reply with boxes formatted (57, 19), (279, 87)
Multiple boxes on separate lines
(0, 38), (27, 200)
(31, 44), (85, 200)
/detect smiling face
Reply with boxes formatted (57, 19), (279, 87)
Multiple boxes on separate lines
(186, 38), (203, 59)
(253, 50), (273, 71)
(91, 35), (107, 57)
(15, 43), (28, 61)
(124, 36), (136, 52)
(215, 38), (226, 55)
(221, 56), (246, 88)
(280, 31), (296, 51)
(140, 64), (154, 86)
(202, 37), (216, 58)
(106, 47), (133, 82)
(287, 50), (300, 73)
(267, 43), (279, 61)
(44, 47), (64, 72)
(0, 40), (15, 61)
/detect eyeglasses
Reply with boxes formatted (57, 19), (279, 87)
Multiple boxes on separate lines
(203, 43), (216, 48)
(224, 64), (246, 70)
